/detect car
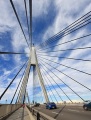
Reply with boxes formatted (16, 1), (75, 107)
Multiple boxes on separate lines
(34, 103), (40, 107)
(84, 100), (91, 104)
(83, 102), (91, 110)
(46, 102), (57, 109)
(44, 103), (47, 104)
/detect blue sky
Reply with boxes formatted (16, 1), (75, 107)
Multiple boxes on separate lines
(0, 0), (91, 104)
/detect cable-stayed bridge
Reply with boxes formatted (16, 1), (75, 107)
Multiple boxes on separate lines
(0, 0), (91, 120)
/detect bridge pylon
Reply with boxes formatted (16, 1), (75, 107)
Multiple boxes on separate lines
(18, 45), (49, 103)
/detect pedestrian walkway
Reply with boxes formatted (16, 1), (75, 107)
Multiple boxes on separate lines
(6, 107), (32, 120)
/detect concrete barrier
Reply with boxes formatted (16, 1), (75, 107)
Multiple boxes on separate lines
(0, 104), (22, 119)
(27, 106), (56, 120)
(57, 103), (83, 107)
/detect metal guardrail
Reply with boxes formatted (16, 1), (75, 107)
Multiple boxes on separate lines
(0, 104), (22, 120)
(27, 106), (56, 120)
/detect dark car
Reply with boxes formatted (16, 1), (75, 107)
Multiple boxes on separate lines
(83, 102), (91, 110)
(46, 102), (57, 109)
(44, 103), (47, 104)
(34, 103), (40, 107)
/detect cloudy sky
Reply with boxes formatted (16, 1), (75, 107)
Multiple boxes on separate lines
(0, 0), (91, 104)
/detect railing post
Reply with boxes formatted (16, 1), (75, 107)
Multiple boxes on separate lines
(32, 109), (34, 115)
(37, 112), (40, 120)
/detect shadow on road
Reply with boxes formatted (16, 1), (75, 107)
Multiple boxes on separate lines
(54, 105), (66, 119)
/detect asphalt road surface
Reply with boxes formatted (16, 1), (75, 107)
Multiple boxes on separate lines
(33, 105), (91, 120)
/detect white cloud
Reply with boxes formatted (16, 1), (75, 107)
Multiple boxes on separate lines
(0, 0), (29, 53)
(0, 45), (3, 50)
(0, 0), (91, 103)
(43, 0), (91, 40)
(32, 0), (52, 17)
(37, 0), (91, 101)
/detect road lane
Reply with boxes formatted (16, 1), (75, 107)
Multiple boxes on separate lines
(57, 106), (91, 120)
(33, 104), (91, 120)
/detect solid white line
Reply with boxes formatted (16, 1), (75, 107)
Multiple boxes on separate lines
(52, 112), (59, 114)
(68, 109), (79, 112)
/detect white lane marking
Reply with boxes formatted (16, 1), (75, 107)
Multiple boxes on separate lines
(68, 109), (79, 112)
(52, 112), (59, 114)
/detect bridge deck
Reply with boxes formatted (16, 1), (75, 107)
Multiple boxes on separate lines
(33, 104), (91, 120)
(6, 107), (31, 120)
